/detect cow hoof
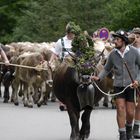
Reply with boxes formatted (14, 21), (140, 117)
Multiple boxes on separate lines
(14, 102), (19, 106)
(103, 103), (108, 107)
(59, 105), (67, 111)
(42, 102), (47, 105)
(70, 136), (79, 140)
(11, 98), (14, 102)
(3, 99), (8, 103)
(95, 103), (99, 107)
(51, 99), (56, 102)
(79, 134), (89, 140)
(28, 104), (33, 108)
(37, 103), (41, 107)
(79, 135), (85, 140)
(24, 104), (28, 107)
(33, 100), (38, 104)
(85, 133), (90, 139)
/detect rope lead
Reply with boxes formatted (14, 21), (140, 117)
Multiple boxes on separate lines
(92, 80), (131, 97)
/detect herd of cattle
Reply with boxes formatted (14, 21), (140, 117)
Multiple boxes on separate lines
(0, 40), (114, 109)
(0, 42), (59, 107)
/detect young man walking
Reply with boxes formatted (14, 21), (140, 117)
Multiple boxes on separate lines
(92, 30), (140, 140)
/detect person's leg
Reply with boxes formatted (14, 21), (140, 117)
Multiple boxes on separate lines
(124, 87), (135, 140)
(126, 101), (135, 123)
(115, 98), (127, 140)
(116, 98), (126, 128)
(126, 101), (135, 140)
(133, 96), (140, 138)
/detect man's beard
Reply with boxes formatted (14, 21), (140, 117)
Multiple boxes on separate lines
(115, 45), (123, 50)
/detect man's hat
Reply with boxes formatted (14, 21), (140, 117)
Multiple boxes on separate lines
(112, 30), (129, 44)
(131, 27), (140, 34)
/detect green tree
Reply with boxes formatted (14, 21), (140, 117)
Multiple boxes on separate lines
(13, 0), (110, 42)
(0, 0), (29, 43)
(1, 0), (140, 43)
(106, 0), (140, 31)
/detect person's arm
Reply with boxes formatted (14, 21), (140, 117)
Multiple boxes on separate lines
(1, 49), (10, 65)
(49, 39), (62, 64)
(133, 50), (140, 88)
(91, 53), (113, 81)
(49, 39), (62, 63)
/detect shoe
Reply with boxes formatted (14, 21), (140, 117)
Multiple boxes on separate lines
(119, 131), (127, 140)
(51, 99), (56, 102)
(126, 125), (134, 140)
(133, 124), (140, 139)
(59, 105), (67, 111)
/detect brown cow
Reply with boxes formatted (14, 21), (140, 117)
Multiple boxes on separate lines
(12, 52), (53, 107)
(53, 56), (96, 140)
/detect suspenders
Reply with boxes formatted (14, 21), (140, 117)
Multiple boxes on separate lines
(61, 38), (65, 61)
(61, 38), (72, 61)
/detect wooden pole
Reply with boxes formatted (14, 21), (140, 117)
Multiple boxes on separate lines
(123, 60), (140, 96)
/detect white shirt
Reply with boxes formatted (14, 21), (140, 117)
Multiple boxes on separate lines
(115, 45), (130, 58)
(137, 48), (140, 54)
(52, 35), (73, 59)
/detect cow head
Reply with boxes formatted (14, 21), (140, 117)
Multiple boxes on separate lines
(48, 57), (61, 73)
(41, 61), (53, 87)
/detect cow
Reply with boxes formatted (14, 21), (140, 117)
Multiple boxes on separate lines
(53, 56), (97, 140)
(0, 44), (15, 103)
(12, 52), (53, 107)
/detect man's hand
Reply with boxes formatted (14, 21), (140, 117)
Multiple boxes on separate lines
(4, 60), (10, 66)
(130, 80), (139, 89)
(91, 75), (100, 81)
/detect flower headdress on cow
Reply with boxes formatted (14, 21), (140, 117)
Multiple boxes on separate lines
(66, 21), (81, 34)
(71, 24), (95, 75)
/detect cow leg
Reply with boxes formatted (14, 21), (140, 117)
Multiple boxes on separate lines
(23, 83), (29, 107)
(36, 90), (44, 107)
(67, 102), (80, 140)
(27, 86), (33, 108)
(37, 82), (46, 107)
(50, 91), (56, 102)
(0, 65), (4, 97)
(32, 87), (40, 104)
(103, 95), (109, 107)
(111, 97), (116, 109)
(12, 78), (20, 105)
(18, 81), (23, 97)
(37, 91), (44, 107)
(3, 86), (10, 103)
(80, 108), (92, 139)
(3, 71), (13, 103)
(43, 84), (53, 105)
(0, 80), (2, 97)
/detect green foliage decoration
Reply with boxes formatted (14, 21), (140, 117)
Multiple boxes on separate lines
(66, 21), (81, 35)
(71, 24), (95, 75)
